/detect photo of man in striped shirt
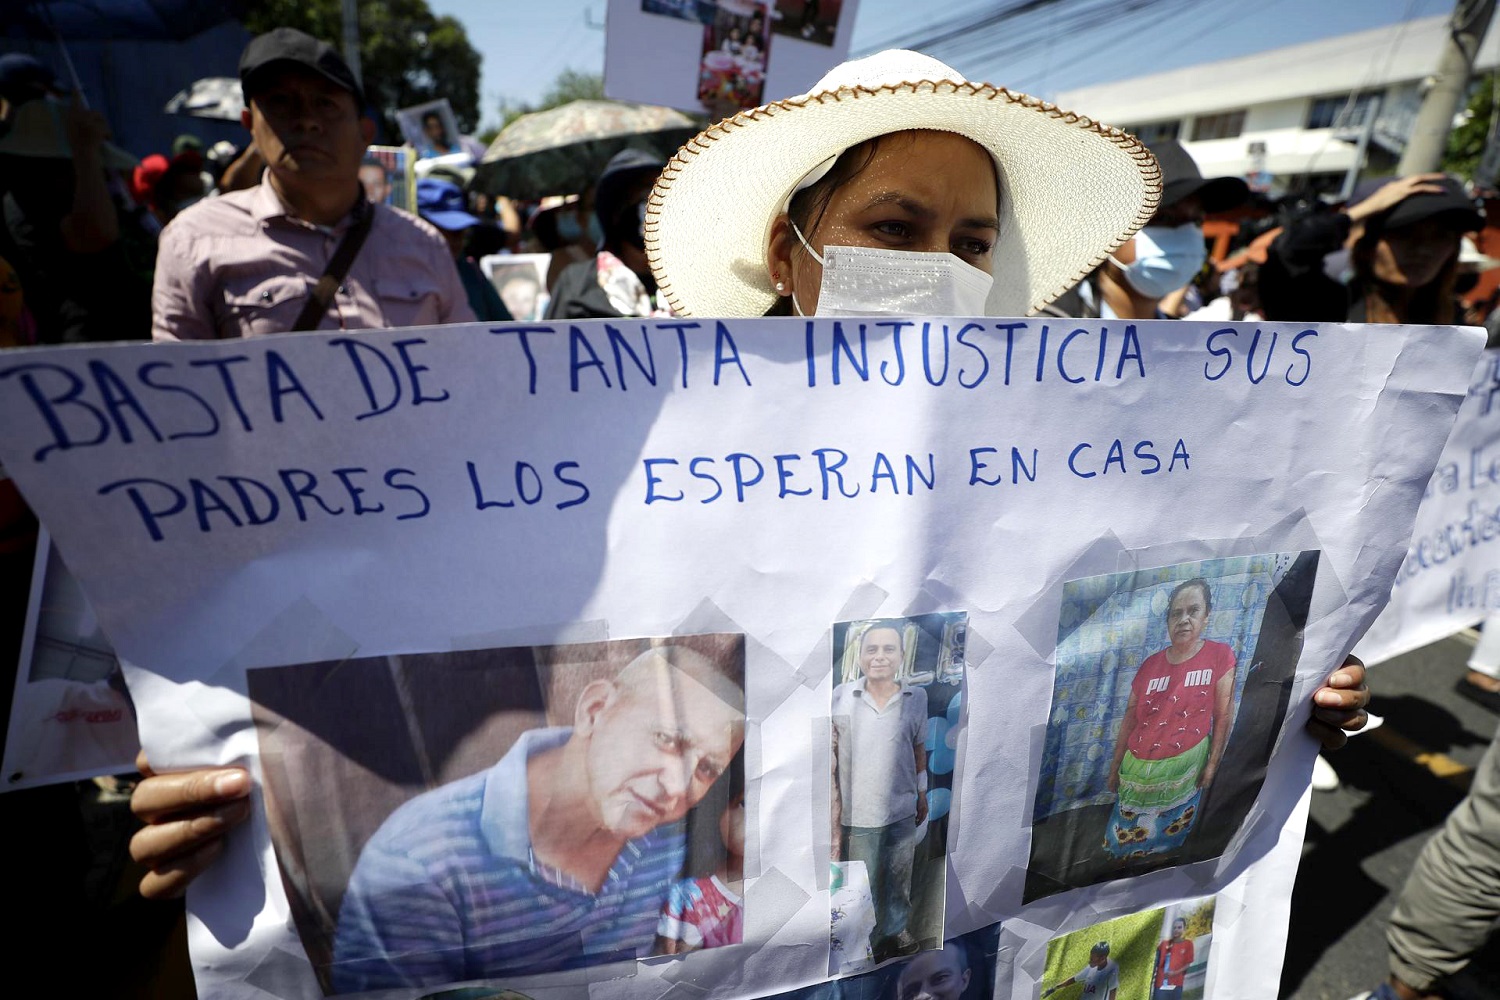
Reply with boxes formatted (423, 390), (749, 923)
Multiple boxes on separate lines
(328, 643), (745, 991)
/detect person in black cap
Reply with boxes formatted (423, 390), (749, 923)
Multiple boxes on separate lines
(1095, 140), (1250, 320)
(544, 148), (669, 319)
(1259, 173), (1480, 325)
(0, 53), (65, 127)
(150, 26), (472, 340)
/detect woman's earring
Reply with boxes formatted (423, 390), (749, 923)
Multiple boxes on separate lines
(773, 272), (787, 295)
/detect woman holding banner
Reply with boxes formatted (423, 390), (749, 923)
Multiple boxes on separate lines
(127, 49), (1372, 900)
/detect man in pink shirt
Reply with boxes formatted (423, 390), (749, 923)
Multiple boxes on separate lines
(151, 28), (473, 341)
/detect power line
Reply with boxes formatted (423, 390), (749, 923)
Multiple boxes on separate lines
(926, 0), (1199, 76)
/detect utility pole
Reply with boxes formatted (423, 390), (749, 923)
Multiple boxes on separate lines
(342, 0), (363, 89)
(1398, 0), (1497, 174)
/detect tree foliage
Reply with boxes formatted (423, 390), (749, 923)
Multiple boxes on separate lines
(243, 0), (482, 139)
(1444, 73), (1499, 181)
(1179, 900), (1215, 940)
(495, 70), (605, 132)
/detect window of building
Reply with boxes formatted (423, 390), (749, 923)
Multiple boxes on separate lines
(1190, 110), (1246, 141)
(1119, 120), (1181, 144)
(1306, 93), (1380, 130)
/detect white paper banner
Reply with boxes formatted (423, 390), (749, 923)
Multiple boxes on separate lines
(0, 317), (1480, 1000)
(1356, 348), (1500, 666)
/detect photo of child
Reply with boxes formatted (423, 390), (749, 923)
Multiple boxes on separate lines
(698, 2), (773, 114)
(654, 751), (745, 953)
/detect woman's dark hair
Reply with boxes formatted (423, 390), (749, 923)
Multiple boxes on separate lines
(763, 138), (896, 316)
(1350, 213), (1461, 324)
(724, 746), (745, 802)
(1167, 578), (1212, 617)
(531, 208), (562, 250)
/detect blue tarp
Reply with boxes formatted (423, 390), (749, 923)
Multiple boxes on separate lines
(0, 19), (253, 158)
(2, 1), (246, 42)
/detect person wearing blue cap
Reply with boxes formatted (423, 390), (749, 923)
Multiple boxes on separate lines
(416, 176), (511, 322)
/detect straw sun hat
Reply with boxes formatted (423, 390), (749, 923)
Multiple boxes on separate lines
(645, 50), (1162, 318)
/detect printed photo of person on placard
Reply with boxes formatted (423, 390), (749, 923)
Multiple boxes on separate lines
(481, 253), (550, 322)
(396, 99), (464, 160)
(1026, 553), (1319, 902)
(830, 612), (965, 968)
(1040, 896), (1216, 1000)
(1151, 898), (1216, 1000)
(698, 2), (772, 115)
(761, 923), (1001, 1000)
(247, 635), (745, 994)
(358, 145), (414, 212)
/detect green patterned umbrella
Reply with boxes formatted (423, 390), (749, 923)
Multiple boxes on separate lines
(473, 100), (700, 200)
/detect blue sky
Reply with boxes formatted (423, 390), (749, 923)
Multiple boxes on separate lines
(430, 0), (1454, 130)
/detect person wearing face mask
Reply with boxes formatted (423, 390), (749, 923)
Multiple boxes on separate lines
(646, 48), (1367, 766)
(545, 149), (670, 319)
(123, 48), (1374, 908)
(1093, 141), (1250, 321)
(530, 195), (598, 294)
(1259, 174), (1480, 326)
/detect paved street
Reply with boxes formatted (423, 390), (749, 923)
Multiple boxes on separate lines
(1284, 631), (1499, 1000)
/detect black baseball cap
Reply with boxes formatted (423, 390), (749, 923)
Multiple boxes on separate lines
(239, 27), (364, 106)
(595, 148), (667, 228)
(1349, 175), (1483, 233)
(0, 53), (62, 104)
(1150, 140), (1250, 214)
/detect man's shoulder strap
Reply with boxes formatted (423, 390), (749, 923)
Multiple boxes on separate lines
(291, 197), (376, 332)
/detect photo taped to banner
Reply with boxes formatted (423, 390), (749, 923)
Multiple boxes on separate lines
(781, 922), (1000, 1000)
(1027, 553), (1318, 901)
(247, 634), (746, 994)
(830, 612), (965, 970)
(1040, 896), (1217, 1000)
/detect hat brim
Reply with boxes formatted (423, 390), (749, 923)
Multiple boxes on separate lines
(646, 79), (1161, 318)
(1163, 176), (1249, 215)
(422, 209), (480, 231)
(1383, 202), (1483, 234)
(241, 61), (363, 106)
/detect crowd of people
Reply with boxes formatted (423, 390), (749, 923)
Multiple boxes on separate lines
(0, 24), (1494, 1000)
(6, 35), (1500, 350)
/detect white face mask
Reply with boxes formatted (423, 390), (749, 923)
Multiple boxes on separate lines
(790, 223), (994, 317)
(1113, 223), (1205, 299)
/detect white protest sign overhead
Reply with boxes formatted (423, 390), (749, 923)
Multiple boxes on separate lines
(1356, 348), (1500, 665)
(0, 317), (1480, 1000)
(605, 1), (861, 117)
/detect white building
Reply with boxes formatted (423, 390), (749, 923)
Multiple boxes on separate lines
(1052, 14), (1500, 191)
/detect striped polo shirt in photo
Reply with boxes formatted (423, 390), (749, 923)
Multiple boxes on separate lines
(331, 726), (686, 991)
